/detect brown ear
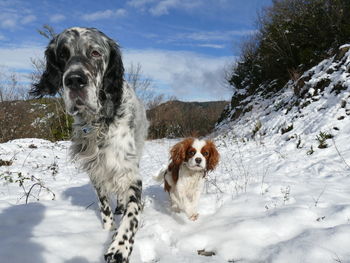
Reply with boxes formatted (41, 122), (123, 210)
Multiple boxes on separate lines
(170, 138), (194, 165)
(206, 140), (219, 171)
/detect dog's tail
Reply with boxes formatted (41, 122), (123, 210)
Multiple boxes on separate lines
(154, 167), (167, 183)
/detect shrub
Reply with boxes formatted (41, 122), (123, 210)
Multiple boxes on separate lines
(228, 0), (350, 99)
(316, 131), (334, 149)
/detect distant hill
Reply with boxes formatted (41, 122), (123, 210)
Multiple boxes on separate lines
(147, 100), (229, 139)
(0, 99), (228, 143)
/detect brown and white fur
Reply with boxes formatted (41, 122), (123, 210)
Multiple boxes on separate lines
(156, 138), (219, 221)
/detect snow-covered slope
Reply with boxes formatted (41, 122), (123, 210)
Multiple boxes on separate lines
(1, 46), (350, 263)
(217, 45), (350, 142)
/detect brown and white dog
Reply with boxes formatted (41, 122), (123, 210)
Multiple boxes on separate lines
(156, 138), (219, 220)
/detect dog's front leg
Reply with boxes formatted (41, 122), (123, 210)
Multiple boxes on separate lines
(182, 196), (198, 220)
(115, 194), (126, 215)
(105, 179), (142, 263)
(95, 187), (116, 231)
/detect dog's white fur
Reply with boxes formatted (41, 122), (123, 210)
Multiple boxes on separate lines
(156, 138), (219, 221)
(163, 163), (205, 220)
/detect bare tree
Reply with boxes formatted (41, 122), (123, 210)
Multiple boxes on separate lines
(0, 69), (29, 102)
(126, 62), (165, 109)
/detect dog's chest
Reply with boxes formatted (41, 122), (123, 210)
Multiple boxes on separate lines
(175, 169), (204, 198)
(99, 121), (137, 167)
(73, 118), (138, 194)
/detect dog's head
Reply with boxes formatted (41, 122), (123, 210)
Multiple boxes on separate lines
(170, 138), (220, 172)
(31, 27), (124, 119)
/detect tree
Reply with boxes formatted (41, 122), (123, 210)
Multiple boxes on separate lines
(228, 0), (350, 96)
(126, 62), (167, 109)
(0, 69), (29, 102)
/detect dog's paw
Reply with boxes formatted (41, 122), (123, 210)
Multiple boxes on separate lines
(102, 218), (116, 231)
(104, 251), (129, 263)
(189, 213), (199, 221)
(105, 237), (132, 263)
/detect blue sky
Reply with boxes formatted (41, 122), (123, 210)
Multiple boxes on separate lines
(0, 0), (272, 101)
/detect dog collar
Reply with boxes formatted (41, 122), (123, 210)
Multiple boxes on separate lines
(81, 124), (94, 134)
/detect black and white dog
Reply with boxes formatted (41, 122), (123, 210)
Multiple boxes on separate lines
(30, 27), (148, 263)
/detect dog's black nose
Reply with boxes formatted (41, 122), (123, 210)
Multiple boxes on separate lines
(195, 158), (202, 164)
(65, 72), (88, 90)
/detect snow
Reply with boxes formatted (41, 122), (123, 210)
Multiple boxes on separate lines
(1, 49), (350, 262)
(1, 126), (350, 263)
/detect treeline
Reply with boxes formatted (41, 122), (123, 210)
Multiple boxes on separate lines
(228, 0), (350, 97)
(147, 100), (228, 139)
(0, 99), (228, 143)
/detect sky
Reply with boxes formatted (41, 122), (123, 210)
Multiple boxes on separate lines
(0, 0), (272, 102)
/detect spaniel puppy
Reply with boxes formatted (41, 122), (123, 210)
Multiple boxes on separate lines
(30, 27), (148, 263)
(157, 138), (219, 220)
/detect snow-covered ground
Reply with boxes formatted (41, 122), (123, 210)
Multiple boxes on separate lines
(1, 48), (350, 263)
(1, 123), (350, 263)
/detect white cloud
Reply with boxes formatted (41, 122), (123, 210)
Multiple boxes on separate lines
(157, 29), (256, 51)
(0, 45), (44, 71)
(50, 14), (65, 23)
(128, 0), (201, 16)
(0, 13), (18, 29)
(128, 0), (155, 9)
(21, 15), (36, 25)
(150, 0), (200, 16)
(0, 45), (233, 101)
(82, 9), (127, 21)
(178, 30), (257, 42)
(0, 12), (36, 29)
(1, 18), (16, 29)
(123, 49), (233, 101)
(196, 44), (225, 49)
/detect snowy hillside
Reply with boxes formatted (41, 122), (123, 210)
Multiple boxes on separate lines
(1, 46), (350, 262)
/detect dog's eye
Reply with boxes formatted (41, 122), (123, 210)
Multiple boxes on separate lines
(188, 151), (195, 156)
(91, 50), (101, 58)
(203, 151), (209, 157)
(59, 48), (70, 60)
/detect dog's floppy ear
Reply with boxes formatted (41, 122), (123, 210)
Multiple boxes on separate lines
(100, 38), (124, 120)
(170, 138), (194, 166)
(103, 38), (124, 92)
(30, 37), (62, 98)
(170, 141), (186, 166)
(206, 140), (220, 171)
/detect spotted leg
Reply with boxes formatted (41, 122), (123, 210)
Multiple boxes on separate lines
(105, 179), (142, 263)
(96, 187), (116, 231)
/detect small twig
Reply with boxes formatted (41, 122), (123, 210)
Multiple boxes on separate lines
(21, 149), (35, 168)
(332, 138), (350, 170)
(25, 183), (41, 204)
(205, 174), (223, 193)
(312, 185), (327, 207)
(25, 176), (56, 204)
(85, 202), (95, 210)
(260, 166), (269, 195)
(197, 249), (216, 257)
(332, 251), (342, 263)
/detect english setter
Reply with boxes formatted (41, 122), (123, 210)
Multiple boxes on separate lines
(156, 138), (219, 220)
(30, 27), (148, 263)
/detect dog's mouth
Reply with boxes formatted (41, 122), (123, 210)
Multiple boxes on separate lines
(68, 98), (97, 116)
(187, 163), (205, 171)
